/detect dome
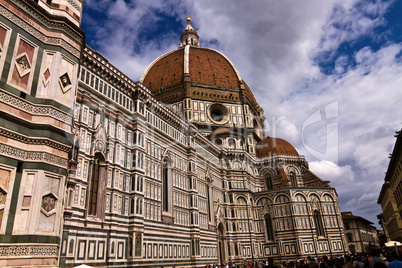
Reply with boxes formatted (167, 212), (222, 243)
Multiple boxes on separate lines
(256, 136), (299, 158)
(140, 17), (260, 109)
(141, 49), (185, 93)
(208, 127), (236, 137)
(141, 46), (240, 92)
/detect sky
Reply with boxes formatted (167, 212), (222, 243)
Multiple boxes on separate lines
(81, 0), (402, 228)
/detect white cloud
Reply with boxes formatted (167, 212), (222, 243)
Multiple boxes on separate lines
(309, 161), (355, 184)
(82, 0), (401, 227)
(315, 0), (392, 59)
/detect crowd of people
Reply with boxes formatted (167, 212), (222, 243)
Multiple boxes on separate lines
(201, 247), (402, 268)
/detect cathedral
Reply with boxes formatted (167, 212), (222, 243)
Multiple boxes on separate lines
(0, 1), (347, 267)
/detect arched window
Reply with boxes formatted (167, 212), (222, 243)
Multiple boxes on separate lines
(237, 197), (247, 205)
(228, 138), (235, 148)
(314, 210), (325, 237)
(68, 239), (74, 254)
(346, 233), (353, 242)
(207, 181), (212, 222)
(88, 153), (105, 216)
(289, 172), (297, 187)
(162, 157), (169, 212)
(265, 176), (273, 190)
(264, 214), (274, 241)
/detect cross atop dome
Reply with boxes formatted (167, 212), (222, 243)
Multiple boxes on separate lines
(179, 15), (200, 48)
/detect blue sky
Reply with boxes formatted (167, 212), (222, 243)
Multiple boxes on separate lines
(81, 0), (402, 227)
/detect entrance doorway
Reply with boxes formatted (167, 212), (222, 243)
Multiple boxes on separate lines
(217, 223), (226, 264)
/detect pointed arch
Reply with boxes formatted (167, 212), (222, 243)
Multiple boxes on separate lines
(264, 213), (275, 241)
(256, 197), (272, 207)
(205, 167), (214, 223)
(217, 222), (226, 263)
(314, 209), (325, 237)
(289, 171), (297, 187)
(260, 168), (276, 191)
(88, 152), (106, 217)
(162, 156), (171, 213)
(265, 175), (273, 190)
(236, 196), (247, 205)
(274, 194), (290, 204)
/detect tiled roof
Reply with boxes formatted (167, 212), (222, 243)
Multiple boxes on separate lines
(141, 46), (259, 108)
(209, 127), (235, 136)
(341, 211), (374, 224)
(243, 82), (258, 108)
(142, 49), (184, 92)
(302, 167), (324, 183)
(256, 136), (299, 158)
(189, 47), (239, 88)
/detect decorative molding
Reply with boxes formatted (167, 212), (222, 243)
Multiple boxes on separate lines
(59, 72), (72, 93)
(41, 192), (57, 217)
(0, 143), (68, 167)
(66, 0), (81, 12)
(0, 89), (73, 124)
(15, 52), (31, 77)
(5, 0), (82, 41)
(0, 245), (58, 257)
(0, 127), (70, 152)
(0, 5), (80, 58)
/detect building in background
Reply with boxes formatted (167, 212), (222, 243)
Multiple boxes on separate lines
(342, 212), (380, 253)
(0, 1), (347, 267)
(378, 129), (402, 242)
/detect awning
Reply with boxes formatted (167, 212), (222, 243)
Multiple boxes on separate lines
(385, 241), (402, 247)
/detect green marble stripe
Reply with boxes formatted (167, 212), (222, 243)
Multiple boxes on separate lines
(0, 14), (81, 62)
(10, 0), (84, 41)
(3, 158), (19, 235)
(0, 233), (59, 244)
(0, 158), (66, 234)
(0, 116), (72, 145)
(0, 24), (17, 84)
(0, 17), (79, 113)
(0, 156), (67, 176)
(29, 46), (43, 97)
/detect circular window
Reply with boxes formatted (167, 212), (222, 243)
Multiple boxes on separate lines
(208, 104), (229, 124)
(215, 138), (223, 146)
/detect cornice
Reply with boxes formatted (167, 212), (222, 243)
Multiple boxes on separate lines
(5, 0), (84, 42)
(0, 127), (70, 152)
(0, 1), (82, 58)
(0, 142), (68, 168)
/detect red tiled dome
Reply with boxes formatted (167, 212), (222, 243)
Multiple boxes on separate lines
(142, 49), (184, 92)
(141, 18), (260, 108)
(140, 46), (259, 108)
(142, 47), (240, 90)
(189, 47), (239, 88)
(256, 136), (299, 158)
